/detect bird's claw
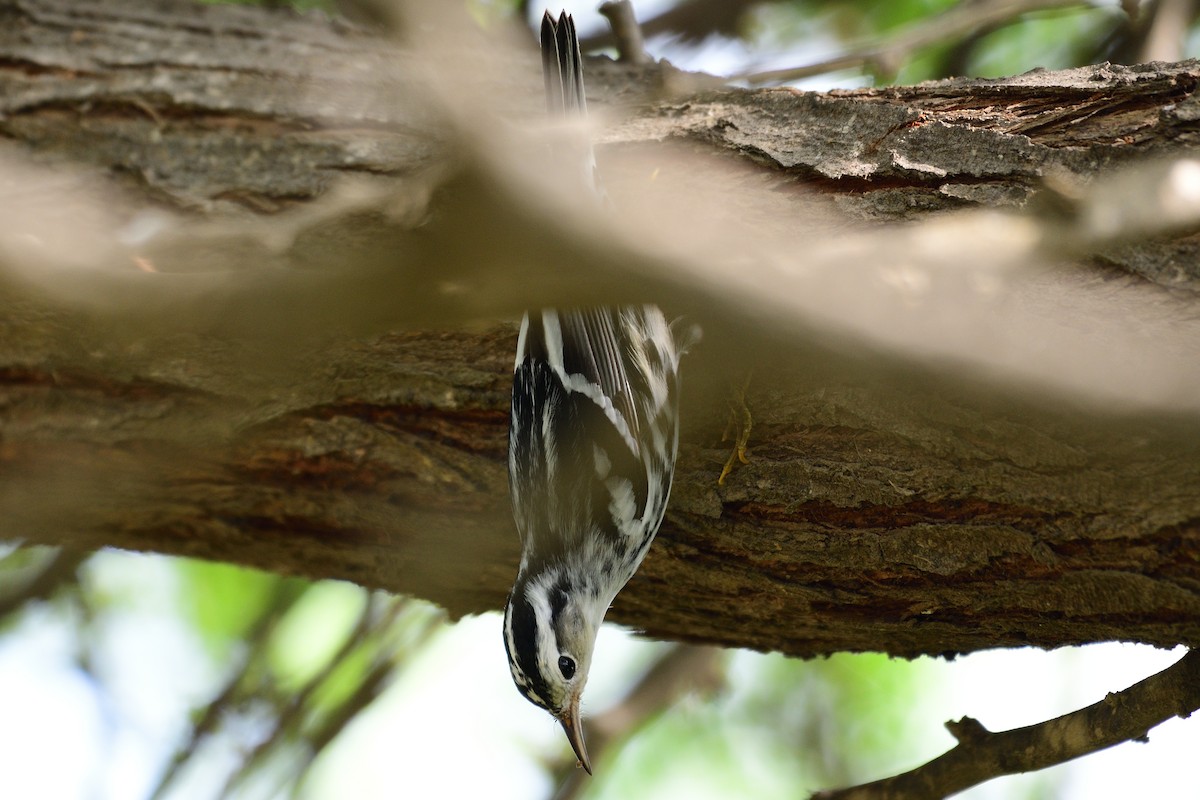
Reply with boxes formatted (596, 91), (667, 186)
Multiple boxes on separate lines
(718, 374), (753, 485)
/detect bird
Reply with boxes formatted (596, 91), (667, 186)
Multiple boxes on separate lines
(502, 10), (689, 776)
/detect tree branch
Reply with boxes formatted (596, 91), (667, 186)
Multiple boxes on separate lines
(814, 648), (1200, 799)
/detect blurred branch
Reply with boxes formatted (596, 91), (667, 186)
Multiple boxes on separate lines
(551, 644), (725, 798)
(221, 594), (424, 798)
(0, 547), (88, 619)
(148, 580), (310, 800)
(598, 0), (651, 64)
(736, 0), (1091, 85)
(1102, 0), (1199, 63)
(814, 648), (1200, 800)
(150, 586), (441, 800)
(217, 594), (393, 797)
(579, 0), (767, 47)
(1136, 0), (1198, 62)
(294, 602), (443, 788)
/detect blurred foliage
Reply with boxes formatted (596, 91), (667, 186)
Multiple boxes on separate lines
(0, 542), (952, 800)
(738, 1), (1160, 84)
(0, 545), (445, 800)
(962, 6), (1124, 78)
(750, 0), (962, 44)
(200, 0), (1200, 86)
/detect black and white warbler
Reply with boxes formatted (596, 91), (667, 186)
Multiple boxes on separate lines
(502, 10), (689, 775)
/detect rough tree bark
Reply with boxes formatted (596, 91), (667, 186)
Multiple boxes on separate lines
(2, 0), (1200, 667)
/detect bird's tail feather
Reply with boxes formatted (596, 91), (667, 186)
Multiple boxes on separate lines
(541, 11), (586, 117)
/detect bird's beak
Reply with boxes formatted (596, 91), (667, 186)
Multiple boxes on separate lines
(557, 696), (592, 774)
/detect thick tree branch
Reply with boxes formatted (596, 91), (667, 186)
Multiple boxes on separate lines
(815, 648), (1200, 799)
(2, 0), (1200, 662)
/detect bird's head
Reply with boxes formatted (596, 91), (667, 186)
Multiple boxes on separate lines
(503, 570), (606, 773)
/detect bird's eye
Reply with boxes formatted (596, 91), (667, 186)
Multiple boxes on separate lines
(557, 655), (576, 680)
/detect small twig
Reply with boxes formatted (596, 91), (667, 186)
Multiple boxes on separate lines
(813, 648), (1200, 800)
(737, 0), (1089, 85)
(598, 1), (652, 64)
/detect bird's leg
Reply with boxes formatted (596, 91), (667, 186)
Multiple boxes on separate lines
(718, 372), (753, 485)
